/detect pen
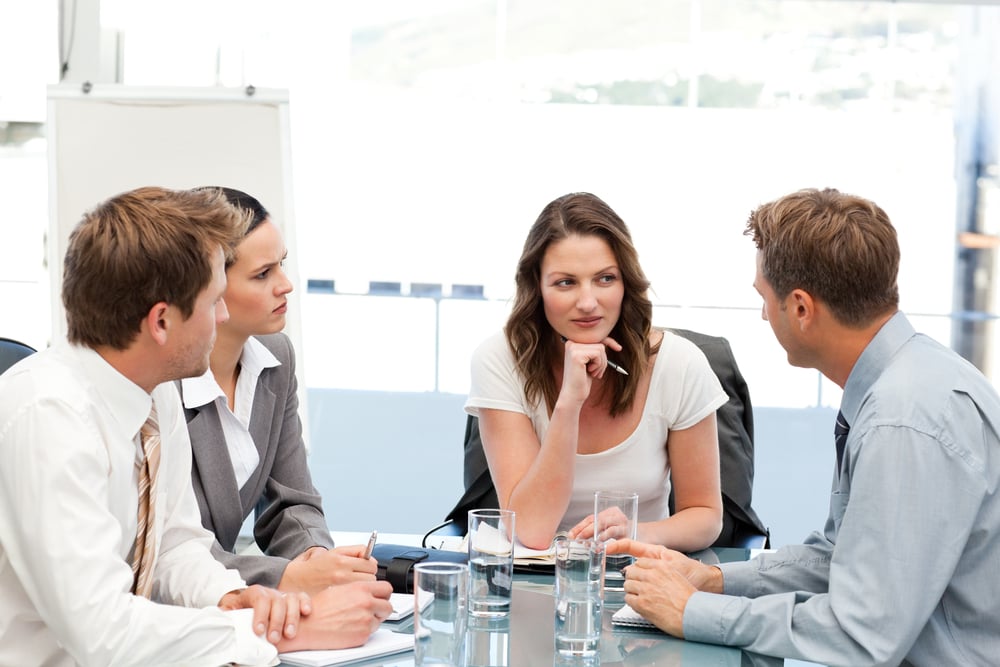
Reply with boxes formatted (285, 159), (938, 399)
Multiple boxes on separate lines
(363, 529), (378, 559)
(560, 335), (629, 376)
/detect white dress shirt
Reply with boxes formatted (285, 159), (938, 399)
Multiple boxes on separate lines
(0, 342), (277, 667)
(181, 337), (280, 489)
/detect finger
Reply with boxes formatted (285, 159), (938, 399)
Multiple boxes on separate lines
(601, 336), (623, 352)
(297, 591), (312, 616)
(334, 544), (367, 558)
(265, 592), (288, 644)
(283, 592), (301, 639)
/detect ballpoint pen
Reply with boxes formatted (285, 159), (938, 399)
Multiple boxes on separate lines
(363, 529), (378, 559)
(560, 335), (629, 376)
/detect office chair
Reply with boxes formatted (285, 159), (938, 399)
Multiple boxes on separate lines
(0, 337), (37, 375)
(424, 328), (769, 551)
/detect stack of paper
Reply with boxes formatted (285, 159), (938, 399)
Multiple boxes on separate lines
(611, 603), (659, 630)
(386, 592), (433, 621)
(278, 628), (414, 666)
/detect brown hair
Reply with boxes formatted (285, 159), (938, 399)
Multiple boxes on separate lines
(63, 186), (248, 349)
(744, 188), (899, 327)
(506, 192), (655, 417)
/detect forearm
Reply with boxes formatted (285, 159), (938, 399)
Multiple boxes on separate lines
(637, 505), (723, 553)
(505, 403), (580, 548)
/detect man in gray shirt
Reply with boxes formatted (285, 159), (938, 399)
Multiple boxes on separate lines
(609, 188), (1000, 666)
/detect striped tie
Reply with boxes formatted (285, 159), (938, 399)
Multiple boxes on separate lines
(132, 403), (161, 598)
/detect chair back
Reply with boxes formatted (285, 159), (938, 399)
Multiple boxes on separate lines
(0, 337), (37, 376)
(441, 328), (769, 549)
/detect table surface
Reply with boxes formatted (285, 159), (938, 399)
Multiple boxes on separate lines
(277, 534), (784, 666)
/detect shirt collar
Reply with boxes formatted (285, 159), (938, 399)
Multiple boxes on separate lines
(839, 311), (915, 427)
(180, 337), (280, 410)
(71, 342), (152, 438)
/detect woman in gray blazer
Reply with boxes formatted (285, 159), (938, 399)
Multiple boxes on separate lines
(180, 188), (383, 607)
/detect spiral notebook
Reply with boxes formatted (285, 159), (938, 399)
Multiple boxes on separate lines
(611, 603), (660, 630)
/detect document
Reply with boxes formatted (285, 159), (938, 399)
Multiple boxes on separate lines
(611, 603), (660, 630)
(278, 629), (414, 666)
(386, 592), (433, 621)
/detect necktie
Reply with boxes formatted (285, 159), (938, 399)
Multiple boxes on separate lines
(834, 410), (850, 477)
(133, 403), (161, 598)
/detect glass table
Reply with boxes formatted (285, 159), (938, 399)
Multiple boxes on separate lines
(280, 545), (783, 666)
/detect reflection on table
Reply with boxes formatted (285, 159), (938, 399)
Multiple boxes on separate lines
(279, 546), (783, 667)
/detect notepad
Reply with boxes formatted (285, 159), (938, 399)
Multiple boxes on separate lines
(611, 603), (661, 630)
(386, 592), (433, 621)
(278, 628), (414, 666)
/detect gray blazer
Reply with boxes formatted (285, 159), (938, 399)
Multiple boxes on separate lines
(182, 332), (334, 588)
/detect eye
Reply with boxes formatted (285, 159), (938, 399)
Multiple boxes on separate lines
(598, 273), (618, 284)
(254, 268), (271, 280)
(554, 278), (575, 287)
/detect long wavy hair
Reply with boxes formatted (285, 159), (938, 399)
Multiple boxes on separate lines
(505, 192), (656, 417)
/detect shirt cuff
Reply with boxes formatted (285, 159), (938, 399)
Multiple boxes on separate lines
(716, 560), (757, 597)
(682, 591), (748, 645)
(224, 608), (279, 666)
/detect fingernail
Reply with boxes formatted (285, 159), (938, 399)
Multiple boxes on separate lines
(270, 630), (281, 643)
(256, 623), (266, 635)
(286, 624), (296, 637)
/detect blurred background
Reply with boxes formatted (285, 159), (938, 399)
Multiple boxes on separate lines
(3, 1), (1000, 558)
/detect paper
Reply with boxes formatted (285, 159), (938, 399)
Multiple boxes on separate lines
(386, 592), (433, 621)
(611, 603), (659, 630)
(278, 628), (414, 666)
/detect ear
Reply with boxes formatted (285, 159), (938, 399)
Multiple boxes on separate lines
(142, 302), (172, 347)
(788, 289), (815, 331)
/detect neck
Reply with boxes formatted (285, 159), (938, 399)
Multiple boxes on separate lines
(94, 343), (160, 394)
(818, 310), (896, 388)
(210, 328), (247, 391)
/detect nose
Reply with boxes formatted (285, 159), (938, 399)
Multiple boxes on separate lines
(576, 285), (597, 312)
(217, 297), (230, 324)
(760, 303), (767, 322)
(275, 266), (293, 296)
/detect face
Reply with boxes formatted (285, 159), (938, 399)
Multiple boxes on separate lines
(753, 251), (806, 367)
(167, 245), (229, 379)
(540, 234), (624, 343)
(220, 219), (292, 339)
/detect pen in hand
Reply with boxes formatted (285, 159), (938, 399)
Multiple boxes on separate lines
(363, 529), (378, 559)
(560, 335), (629, 376)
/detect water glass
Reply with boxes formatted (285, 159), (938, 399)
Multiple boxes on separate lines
(413, 562), (468, 666)
(467, 508), (516, 618)
(553, 537), (605, 658)
(594, 490), (638, 591)
(465, 614), (510, 667)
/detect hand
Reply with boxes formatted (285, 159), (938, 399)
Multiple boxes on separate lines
(279, 545), (378, 595)
(276, 580), (394, 652)
(567, 506), (630, 541)
(559, 336), (623, 405)
(218, 585), (311, 644)
(622, 556), (697, 638)
(608, 539), (723, 592)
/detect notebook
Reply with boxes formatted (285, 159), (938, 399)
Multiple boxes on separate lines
(386, 592), (433, 621)
(611, 603), (661, 630)
(278, 628), (414, 666)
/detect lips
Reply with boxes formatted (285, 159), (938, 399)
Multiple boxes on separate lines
(273, 302), (288, 315)
(573, 317), (601, 329)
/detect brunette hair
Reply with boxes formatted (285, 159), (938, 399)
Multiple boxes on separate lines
(196, 186), (270, 267)
(506, 192), (655, 417)
(744, 188), (899, 327)
(63, 186), (247, 349)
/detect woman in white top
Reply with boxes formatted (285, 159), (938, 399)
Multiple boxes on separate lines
(180, 188), (392, 648)
(465, 192), (726, 550)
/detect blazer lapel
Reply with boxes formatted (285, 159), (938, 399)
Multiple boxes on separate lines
(241, 372), (277, 510)
(185, 402), (245, 549)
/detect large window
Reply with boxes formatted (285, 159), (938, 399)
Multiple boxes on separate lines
(2, 0), (980, 407)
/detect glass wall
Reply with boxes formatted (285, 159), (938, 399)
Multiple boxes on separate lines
(1, 0), (979, 407)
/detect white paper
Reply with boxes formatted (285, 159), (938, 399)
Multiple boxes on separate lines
(278, 629), (414, 666)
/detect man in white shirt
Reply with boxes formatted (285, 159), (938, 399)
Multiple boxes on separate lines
(0, 187), (391, 667)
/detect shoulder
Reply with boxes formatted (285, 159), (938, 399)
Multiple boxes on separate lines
(254, 332), (294, 362)
(471, 330), (513, 366)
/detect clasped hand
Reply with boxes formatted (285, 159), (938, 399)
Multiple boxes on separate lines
(605, 539), (724, 638)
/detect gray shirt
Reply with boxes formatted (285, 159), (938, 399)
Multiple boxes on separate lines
(683, 312), (1000, 666)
